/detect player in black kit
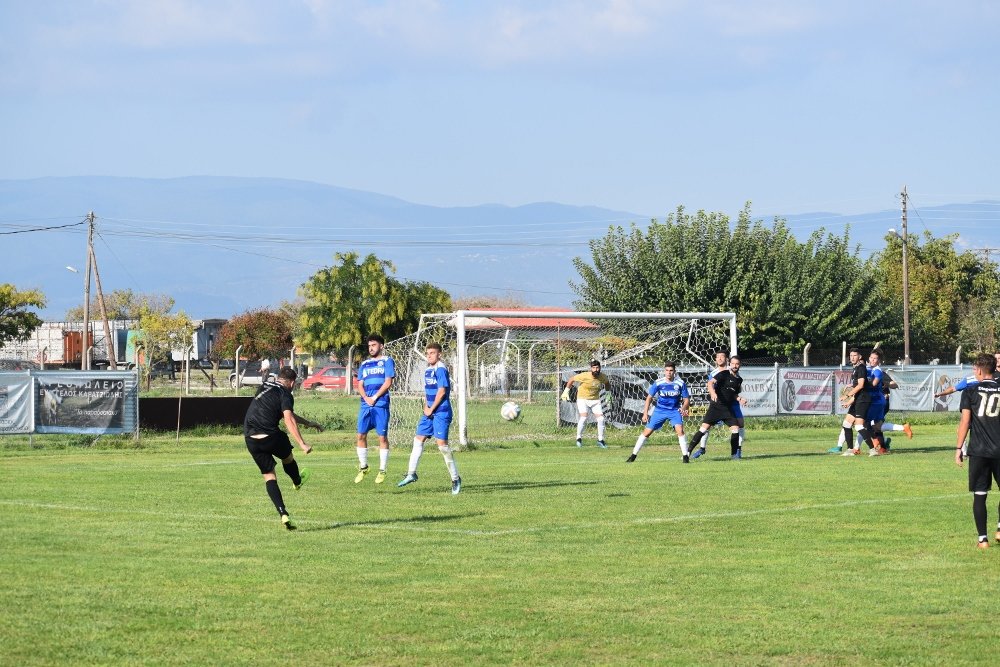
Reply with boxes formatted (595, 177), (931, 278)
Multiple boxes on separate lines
(689, 355), (748, 460)
(244, 366), (323, 530)
(839, 347), (876, 456)
(955, 353), (1000, 549)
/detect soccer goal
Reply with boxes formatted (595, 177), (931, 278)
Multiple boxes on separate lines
(382, 311), (737, 448)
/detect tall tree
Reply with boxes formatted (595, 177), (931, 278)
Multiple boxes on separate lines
(66, 289), (174, 321)
(134, 305), (194, 386)
(571, 205), (898, 357)
(215, 309), (294, 362)
(875, 231), (1000, 358)
(298, 252), (451, 356)
(0, 283), (46, 347)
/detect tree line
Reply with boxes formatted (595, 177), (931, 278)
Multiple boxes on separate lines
(3, 208), (998, 365)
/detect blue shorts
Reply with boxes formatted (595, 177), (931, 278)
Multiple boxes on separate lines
(357, 403), (390, 436)
(648, 408), (684, 431)
(867, 401), (887, 424)
(416, 410), (452, 441)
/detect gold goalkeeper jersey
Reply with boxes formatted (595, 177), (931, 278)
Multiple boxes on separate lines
(570, 372), (610, 400)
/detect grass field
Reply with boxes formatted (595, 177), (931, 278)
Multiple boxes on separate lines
(3, 411), (999, 665)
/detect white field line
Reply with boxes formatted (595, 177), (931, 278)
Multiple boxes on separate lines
(0, 493), (966, 536)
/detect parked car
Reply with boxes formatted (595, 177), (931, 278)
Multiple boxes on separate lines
(229, 360), (276, 389)
(301, 365), (348, 391)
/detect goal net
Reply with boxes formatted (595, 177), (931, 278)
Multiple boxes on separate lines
(382, 311), (737, 448)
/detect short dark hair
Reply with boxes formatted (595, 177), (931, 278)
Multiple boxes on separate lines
(426, 342), (442, 353)
(870, 349), (883, 362)
(664, 361), (676, 369)
(279, 367), (297, 381)
(590, 359), (601, 367)
(974, 353), (997, 374)
(367, 334), (385, 345)
(729, 355), (741, 362)
(849, 347), (861, 354)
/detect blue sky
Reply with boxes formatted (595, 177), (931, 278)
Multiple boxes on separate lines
(2, 1), (998, 221)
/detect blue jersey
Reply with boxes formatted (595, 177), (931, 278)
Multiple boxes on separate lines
(868, 366), (886, 404)
(424, 362), (451, 413)
(357, 356), (395, 407)
(648, 377), (690, 411)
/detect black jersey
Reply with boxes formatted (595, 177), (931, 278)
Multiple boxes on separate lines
(960, 378), (1000, 458)
(244, 380), (294, 436)
(851, 363), (869, 391)
(712, 369), (743, 406)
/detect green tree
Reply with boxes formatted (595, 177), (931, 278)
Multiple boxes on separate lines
(298, 252), (452, 356)
(215, 309), (294, 362)
(876, 232), (1000, 359)
(571, 205), (898, 357)
(0, 283), (46, 347)
(134, 305), (194, 387)
(66, 289), (174, 320)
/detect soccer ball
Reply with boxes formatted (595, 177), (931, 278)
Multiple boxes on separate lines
(500, 401), (521, 421)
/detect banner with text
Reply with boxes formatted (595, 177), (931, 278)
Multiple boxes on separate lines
(0, 372), (33, 434)
(777, 369), (835, 415)
(34, 371), (138, 435)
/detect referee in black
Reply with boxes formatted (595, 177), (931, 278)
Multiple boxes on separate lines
(244, 366), (322, 530)
(956, 353), (1000, 549)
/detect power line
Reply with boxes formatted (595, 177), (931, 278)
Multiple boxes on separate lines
(0, 219), (87, 235)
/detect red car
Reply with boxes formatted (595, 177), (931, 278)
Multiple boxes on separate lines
(302, 365), (348, 390)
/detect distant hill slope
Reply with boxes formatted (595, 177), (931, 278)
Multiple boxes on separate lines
(0, 176), (641, 319)
(2, 176), (997, 320)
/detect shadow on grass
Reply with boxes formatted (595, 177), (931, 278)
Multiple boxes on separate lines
(305, 512), (486, 532)
(748, 444), (952, 461)
(470, 480), (601, 493)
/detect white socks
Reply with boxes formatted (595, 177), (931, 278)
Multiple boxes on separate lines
(632, 434), (647, 455)
(576, 419), (587, 439)
(408, 437), (424, 473)
(379, 447), (389, 471)
(596, 417), (606, 440)
(439, 445), (459, 480)
(356, 446), (368, 469)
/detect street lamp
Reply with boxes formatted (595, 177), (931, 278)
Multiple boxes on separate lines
(888, 226), (911, 365)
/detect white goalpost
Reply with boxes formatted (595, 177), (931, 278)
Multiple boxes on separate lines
(382, 311), (738, 448)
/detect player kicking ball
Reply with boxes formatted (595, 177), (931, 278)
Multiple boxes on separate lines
(627, 361), (691, 463)
(397, 342), (462, 495)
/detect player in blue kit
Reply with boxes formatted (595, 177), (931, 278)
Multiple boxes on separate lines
(397, 342), (462, 494)
(354, 334), (395, 484)
(627, 361), (691, 463)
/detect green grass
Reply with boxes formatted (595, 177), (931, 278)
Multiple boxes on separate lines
(2, 422), (998, 666)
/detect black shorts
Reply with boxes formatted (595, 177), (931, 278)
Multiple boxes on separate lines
(702, 403), (739, 427)
(967, 455), (1000, 493)
(245, 431), (293, 474)
(848, 396), (872, 419)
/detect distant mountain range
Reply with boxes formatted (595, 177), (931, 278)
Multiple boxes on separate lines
(2, 176), (998, 320)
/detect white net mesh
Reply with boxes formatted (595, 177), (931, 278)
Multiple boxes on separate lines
(382, 312), (736, 448)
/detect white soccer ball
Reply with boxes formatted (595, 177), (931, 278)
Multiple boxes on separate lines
(500, 401), (521, 421)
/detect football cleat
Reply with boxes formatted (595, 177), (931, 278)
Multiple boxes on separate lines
(682, 454), (690, 463)
(294, 467), (311, 491)
(903, 423), (913, 439)
(842, 448), (859, 456)
(732, 448), (742, 460)
(354, 466), (369, 484)
(597, 440), (608, 449)
(977, 539), (990, 550)
(884, 437), (892, 450)
(868, 447), (880, 457)
(397, 473), (418, 487)
(691, 447), (706, 459)
(375, 470), (387, 484)
(575, 438), (583, 448)
(827, 445), (843, 454)
(281, 514), (296, 531)
(451, 477), (462, 495)
(626, 454), (637, 463)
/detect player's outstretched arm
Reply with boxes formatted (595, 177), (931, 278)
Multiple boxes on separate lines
(283, 410), (312, 454)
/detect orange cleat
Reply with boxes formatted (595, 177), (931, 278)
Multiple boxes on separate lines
(903, 423), (914, 439)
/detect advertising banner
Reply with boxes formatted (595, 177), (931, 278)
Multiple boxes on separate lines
(778, 369), (835, 415)
(0, 372), (33, 434)
(886, 369), (936, 413)
(739, 367), (777, 417)
(34, 371), (136, 434)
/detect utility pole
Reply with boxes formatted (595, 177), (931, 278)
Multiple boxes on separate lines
(91, 236), (117, 370)
(83, 212), (94, 370)
(900, 187), (911, 366)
